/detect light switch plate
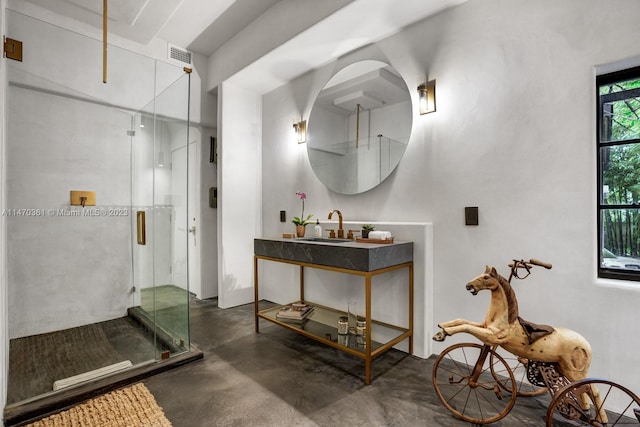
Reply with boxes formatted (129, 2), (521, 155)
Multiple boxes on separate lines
(465, 207), (479, 226)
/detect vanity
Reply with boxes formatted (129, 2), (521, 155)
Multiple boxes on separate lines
(254, 237), (413, 384)
(252, 58), (416, 383)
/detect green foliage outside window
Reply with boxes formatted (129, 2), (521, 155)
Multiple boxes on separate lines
(598, 71), (640, 275)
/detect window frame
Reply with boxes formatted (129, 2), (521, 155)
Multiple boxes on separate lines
(596, 66), (640, 282)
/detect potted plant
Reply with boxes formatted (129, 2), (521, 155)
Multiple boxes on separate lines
(292, 191), (313, 237)
(361, 224), (375, 238)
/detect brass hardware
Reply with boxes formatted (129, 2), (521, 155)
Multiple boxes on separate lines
(347, 229), (360, 240)
(254, 254), (414, 384)
(293, 120), (307, 144)
(70, 191), (96, 206)
(183, 67), (192, 74)
(103, 0), (107, 83)
(136, 211), (146, 245)
(327, 210), (344, 238)
(418, 80), (436, 115)
(327, 229), (336, 238)
(3, 37), (23, 62)
(355, 104), (362, 148)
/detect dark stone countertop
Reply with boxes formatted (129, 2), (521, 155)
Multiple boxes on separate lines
(254, 237), (413, 272)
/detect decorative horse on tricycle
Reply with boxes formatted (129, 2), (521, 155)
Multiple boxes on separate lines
(432, 259), (640, 425)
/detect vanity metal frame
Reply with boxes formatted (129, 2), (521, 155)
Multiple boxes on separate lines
(254, 255), (413, 384)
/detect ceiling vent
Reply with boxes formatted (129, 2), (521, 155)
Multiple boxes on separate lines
(168, 43), (192, 66)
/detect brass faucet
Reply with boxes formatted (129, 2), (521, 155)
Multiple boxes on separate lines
(328, 210), (344, 238)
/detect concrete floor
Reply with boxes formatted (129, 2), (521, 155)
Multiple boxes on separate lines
(144, 298), (553, 426)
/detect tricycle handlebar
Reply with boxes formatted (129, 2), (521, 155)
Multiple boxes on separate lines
(508, 259), (553, 270)
(507, 258), (552, 280)
(529, 258), (552, 269)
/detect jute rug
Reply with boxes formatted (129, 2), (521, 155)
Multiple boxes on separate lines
(25, 383), (172, 427)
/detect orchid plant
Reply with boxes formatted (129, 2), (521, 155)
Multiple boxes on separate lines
(292, 191), (313, 226)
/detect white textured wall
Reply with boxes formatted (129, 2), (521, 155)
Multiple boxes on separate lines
(261, 0), (640, 395)
(200, 126), (218, 299)
(6, 85), (133, 338)
(218, 82), (262, 308)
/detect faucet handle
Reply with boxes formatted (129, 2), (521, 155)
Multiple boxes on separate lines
(326, 229), (336, 238)
(347, 229), (360, 240)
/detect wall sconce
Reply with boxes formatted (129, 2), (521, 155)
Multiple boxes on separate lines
(293, 120), (307, 144)
(417, 80), (436, 115)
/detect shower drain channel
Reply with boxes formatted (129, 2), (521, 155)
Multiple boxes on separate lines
(52, 360), (133, 391)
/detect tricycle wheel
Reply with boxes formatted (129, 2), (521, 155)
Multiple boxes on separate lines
(546, 378), (640, 426)
(433, 343), (517, 424)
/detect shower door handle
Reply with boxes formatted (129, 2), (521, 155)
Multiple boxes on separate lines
(136, 211), (146, 245)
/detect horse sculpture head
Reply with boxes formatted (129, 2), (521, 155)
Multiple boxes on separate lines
(466, 265), (502, 295)
(466, 265), (519, 324)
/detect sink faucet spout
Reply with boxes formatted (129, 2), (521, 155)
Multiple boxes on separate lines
(328, 210), (344, 238)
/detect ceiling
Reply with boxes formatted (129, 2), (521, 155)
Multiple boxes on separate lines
(19, 0), (280, 51)
(18, 0), (467, 92)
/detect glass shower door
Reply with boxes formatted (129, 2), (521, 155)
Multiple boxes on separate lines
(132, 68), (191, 358)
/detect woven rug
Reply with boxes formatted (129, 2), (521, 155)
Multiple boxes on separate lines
(25, 383), (172, 427)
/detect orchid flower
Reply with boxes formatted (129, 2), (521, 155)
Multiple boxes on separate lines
(292, 192), (313, 226)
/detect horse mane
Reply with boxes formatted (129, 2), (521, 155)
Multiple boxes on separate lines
(495, 270), (519, 324)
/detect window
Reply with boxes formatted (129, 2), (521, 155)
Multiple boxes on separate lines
(597, 66), (640, 281)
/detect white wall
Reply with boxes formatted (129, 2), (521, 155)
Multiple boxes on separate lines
(260, 0), (640, 395)
(200, 126), (218, 299)
(7, 85), (133, 338)
(217, 82), (262, 308)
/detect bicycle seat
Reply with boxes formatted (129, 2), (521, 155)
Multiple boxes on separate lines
(518, 317), (554, 344)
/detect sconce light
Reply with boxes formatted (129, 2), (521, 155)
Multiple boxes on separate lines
(417, 80), (436, 115)
(293, 120), (307, 144)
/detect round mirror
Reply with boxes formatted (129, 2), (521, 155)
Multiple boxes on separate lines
(307, 60), (413, 194)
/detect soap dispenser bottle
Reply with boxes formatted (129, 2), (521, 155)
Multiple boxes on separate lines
(313, 219), (322, 238)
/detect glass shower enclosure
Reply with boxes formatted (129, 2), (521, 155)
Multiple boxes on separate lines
(129, 71), (192, 357)
(4, 10), (193, 409)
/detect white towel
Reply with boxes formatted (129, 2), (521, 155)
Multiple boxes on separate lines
(368, 230), (392, 240)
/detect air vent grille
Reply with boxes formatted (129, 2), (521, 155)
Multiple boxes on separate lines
(168, 44), (192, 66)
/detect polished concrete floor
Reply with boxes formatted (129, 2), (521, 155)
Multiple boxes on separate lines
(143, 298), (553, 426)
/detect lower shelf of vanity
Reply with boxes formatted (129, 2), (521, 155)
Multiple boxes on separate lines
(257, 301), (411, 360)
